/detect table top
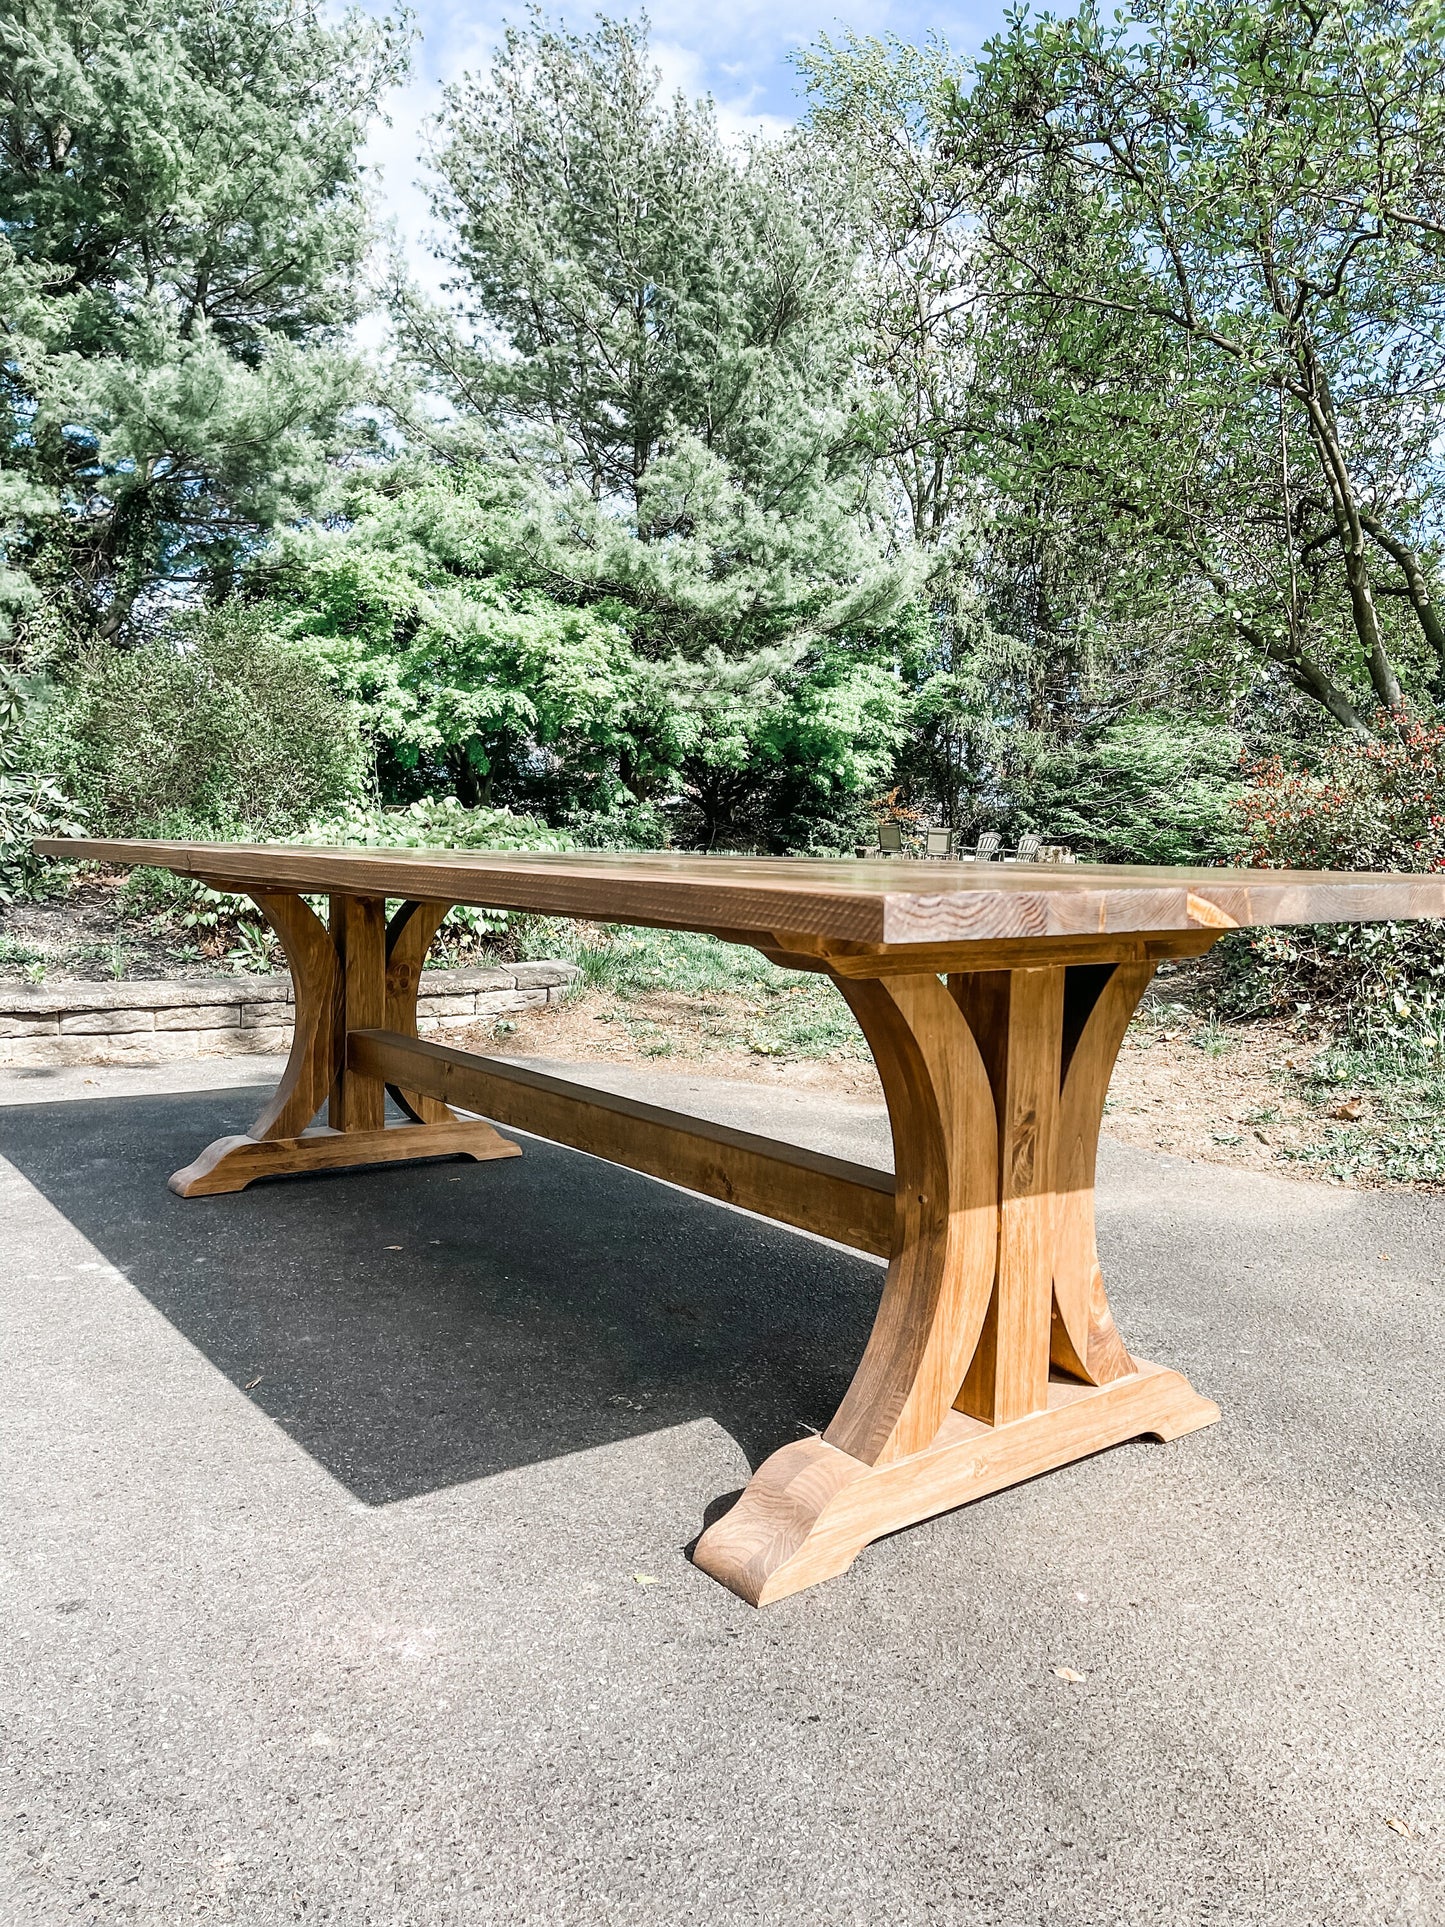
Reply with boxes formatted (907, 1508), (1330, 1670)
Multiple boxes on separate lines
(36, 837), (1445, 948)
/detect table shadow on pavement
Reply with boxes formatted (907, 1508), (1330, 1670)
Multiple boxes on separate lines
(0, 1084), (885, 1505)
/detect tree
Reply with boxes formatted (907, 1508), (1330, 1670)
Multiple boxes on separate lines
(0, 0), (409, 642)
(396, 10), (907, 664)
(262, 465), (909, 848)
(798, 34), (1219, 837)
(956, 0), (1445, 735)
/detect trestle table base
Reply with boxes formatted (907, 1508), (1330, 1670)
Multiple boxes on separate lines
(164, 884), (1222, 1606)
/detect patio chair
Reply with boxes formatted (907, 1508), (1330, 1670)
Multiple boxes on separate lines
(959, 830), (1003, 863)
(925, 827), (955, 858)
(1012, 833), (1043, 863)
(876, 821), (904, 855)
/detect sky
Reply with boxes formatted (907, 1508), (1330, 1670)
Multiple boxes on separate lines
(357, 1), (1019, 292)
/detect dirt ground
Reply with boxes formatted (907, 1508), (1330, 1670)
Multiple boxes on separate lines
(450, 980), (1394, 1189)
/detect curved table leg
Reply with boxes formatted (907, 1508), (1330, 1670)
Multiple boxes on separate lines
(694, 956), (1219, 1606)
(169, 891), (520, 1196)
(384, 900), (463, 1125)
(1050, 962), (1156, 1385)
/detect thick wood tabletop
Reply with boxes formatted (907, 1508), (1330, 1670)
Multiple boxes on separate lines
(37, 837), (1445, 947)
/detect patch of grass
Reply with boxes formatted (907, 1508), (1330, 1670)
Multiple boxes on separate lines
(1286, 1037), (1445, 1185)
(518, 921), (868, 1062)
(1189, 1015), (1233, 1057)
(0, 936), (47, 971)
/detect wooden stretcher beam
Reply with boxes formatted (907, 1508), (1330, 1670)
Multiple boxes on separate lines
(346, 1027), (896, 1257)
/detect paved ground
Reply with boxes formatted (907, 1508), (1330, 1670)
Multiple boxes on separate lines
(1, 1058), (1441, 1926)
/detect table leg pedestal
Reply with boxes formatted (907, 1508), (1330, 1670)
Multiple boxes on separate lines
(693, 953), (1220, 1606)
(693, 1363), (1219, 1606)
(169, 893), (519, 1196)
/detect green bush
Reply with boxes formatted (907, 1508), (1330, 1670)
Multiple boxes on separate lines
(0, 669), (86, 901)
(1014, 719), (1242, 865)
(41, 603), (368, 837)
(1221, 715), (1445, 1041)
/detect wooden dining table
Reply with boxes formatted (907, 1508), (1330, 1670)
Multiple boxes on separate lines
(36, 839), (1445, 1605)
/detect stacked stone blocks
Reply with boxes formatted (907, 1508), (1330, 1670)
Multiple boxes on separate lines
(0, 963), (580, 1067)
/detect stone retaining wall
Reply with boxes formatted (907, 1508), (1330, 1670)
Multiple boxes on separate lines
(0, 962), (580, 1068)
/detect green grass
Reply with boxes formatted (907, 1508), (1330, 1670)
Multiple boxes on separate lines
(516, 920), (869, 1061)
(1285, 1037), (1445, 1184)
(0, 937), (47, 970)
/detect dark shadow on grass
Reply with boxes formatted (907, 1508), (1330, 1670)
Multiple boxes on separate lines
(0, 1083), (885, 1506)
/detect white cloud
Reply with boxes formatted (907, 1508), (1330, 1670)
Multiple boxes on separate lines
(354, 1), (1010, 292)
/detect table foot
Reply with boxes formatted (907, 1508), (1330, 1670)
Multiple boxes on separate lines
(693, 1363), (1219, 1606)
(169, 1119), (521, 1196)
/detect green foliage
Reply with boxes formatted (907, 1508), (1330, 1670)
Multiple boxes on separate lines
(265, 469), (910, 848)
(537, 923), (868, 1061)
(1015, 721), (1244, 865)
(954, 0), (1445, 733)
(296, 795), (573, 855)
(1224, 717), (1445, 1036)
(0, 668), (85, 901)
(416, 10), (881, 604)
(39, 603), (367, 835)
(1, 0), (409, 640)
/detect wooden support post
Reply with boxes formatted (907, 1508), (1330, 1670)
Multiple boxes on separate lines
(329, 894), (387, 1133)
(169, 891), (520, 1197)
(952, 968), (1062, 1427)
(693, 951), (1218, 1607)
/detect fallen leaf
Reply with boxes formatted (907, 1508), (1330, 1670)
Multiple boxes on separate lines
(244, 1375), (263, 1390)
(1384, 1816), (1413, 1838)
(1052, 1666), (1085, 1683)
(1331, 1097), (1364, 1121)
(631, 1572), (658, 1587)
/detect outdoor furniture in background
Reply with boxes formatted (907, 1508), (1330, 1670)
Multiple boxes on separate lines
(925, 827), (955, 858)
(960, 830), (1002, 862)
(876, 822), (904, 855)
(1011, 833), (1043, 862)
(39, 837), (1445, 1609)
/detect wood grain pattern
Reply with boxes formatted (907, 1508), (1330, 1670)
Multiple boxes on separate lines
(329, 894), (386, 1132)
(383, 899), (456, 1125)
(168, 1118), (521, 1196)
(38, 837), (1445, 949)
(346, 1028), (895, 1254)
(1049, 962), (1156, 1385)
(240, 890), (339, 1141)
(692, 1361), (1221, 1605)
(951, 968), (1063, 1427)
(754, 928), (1220, 978)
(824, 974), (999, 1464)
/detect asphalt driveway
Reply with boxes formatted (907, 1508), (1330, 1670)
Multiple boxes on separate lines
(1, 1059), (1440, 1925)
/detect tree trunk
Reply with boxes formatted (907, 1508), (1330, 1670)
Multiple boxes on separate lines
(1358, 510), (1445, 679)
(1296, 357), (1402, 713)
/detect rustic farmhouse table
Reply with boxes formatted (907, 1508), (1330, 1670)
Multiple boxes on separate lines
(37, 841), (1445, 1605)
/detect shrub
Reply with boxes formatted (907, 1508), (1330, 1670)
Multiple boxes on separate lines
(42, 603), (368, 836)
(1226, 716), (1445, 1040)
(1236, 718), (1445, 873)
(1014, 719), (1242, 865)
(0, 669), (86, 901)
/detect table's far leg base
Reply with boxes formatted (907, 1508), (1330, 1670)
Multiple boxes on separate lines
(692, 1362), (1219, 1607)
(169, 1119), (521, 1196)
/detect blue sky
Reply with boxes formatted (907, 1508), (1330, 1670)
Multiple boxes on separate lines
(359, 1), (1020, 289)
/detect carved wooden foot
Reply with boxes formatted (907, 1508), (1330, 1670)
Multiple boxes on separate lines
(171, 892), (519, 1194)
(693, 952), (1219, 1606)
(169, 1119), (521, 1197)
(694, 1364), (1219, 1605)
